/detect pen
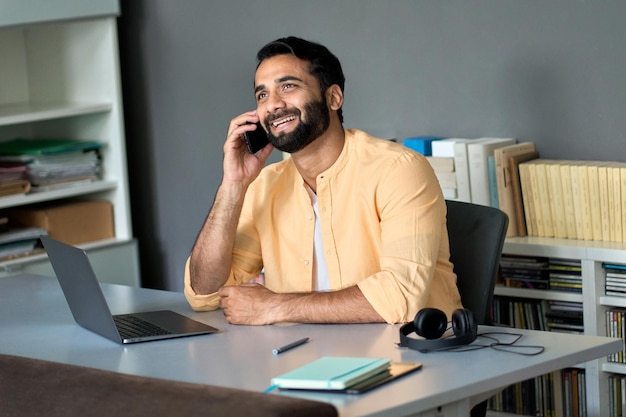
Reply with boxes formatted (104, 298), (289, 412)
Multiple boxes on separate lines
(272, 337), (310, 355)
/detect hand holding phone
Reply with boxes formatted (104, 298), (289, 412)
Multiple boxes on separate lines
(243, 122), (269, 154)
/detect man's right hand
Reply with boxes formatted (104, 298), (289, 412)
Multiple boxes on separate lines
(223, 111), (274, 188)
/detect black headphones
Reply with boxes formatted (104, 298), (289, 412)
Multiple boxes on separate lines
(398, 308), (477, 353)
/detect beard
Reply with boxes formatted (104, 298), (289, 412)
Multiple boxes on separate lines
(265, 97), (331, 154)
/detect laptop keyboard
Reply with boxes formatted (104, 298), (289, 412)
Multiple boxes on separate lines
(113, 315), (173, 339)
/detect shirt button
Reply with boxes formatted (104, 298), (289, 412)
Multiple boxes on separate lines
(307, 215), (313, 221)
(303, 260), (310, 266)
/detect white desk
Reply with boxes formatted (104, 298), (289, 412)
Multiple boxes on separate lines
(0, 274), (620, 417)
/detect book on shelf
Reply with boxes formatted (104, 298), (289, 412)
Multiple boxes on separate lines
(587, 162), (606, 241)
(606, 162), (622, 242)
(569, 161), (589, 240)
(451, 138), (476, 203)
(432, 138), (463, 158)
(487, 156), (498, 207)
(598, 163), (611, 242)
(0, 179), (31, 197)
(522, 159), (551, 237)
(618, 162), (626, 243)
(425, 156), (454, 172)
(493, 142), (537, 237)
(403, 136), (444, 156)
(577, 161), (595, 241)
(467, 138), (515, 207)
(433, 171), (456, 189)
(518, 160), (537, 236)
(546, 161), (568, 239)
(606, 309), (626, 363)
(536, 160), (557, 237)
(509, 152), (539, 236)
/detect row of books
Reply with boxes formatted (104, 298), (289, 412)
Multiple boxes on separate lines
(493, 297), (584, 334)
(609, 374), (626, 417)
(487, 369), (586, 417)
(404, 135), (536, 237)
(0, 138), (103, 197)
(519, 159), (626, 243)
(499, 254), (582, 293)
(606, 308), (626, 364)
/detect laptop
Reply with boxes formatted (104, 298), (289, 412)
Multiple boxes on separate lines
(40, 235), (218, 344)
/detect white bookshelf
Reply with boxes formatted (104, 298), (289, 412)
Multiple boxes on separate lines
(0, 3), (139, 286)
(493, 236), (626, 416)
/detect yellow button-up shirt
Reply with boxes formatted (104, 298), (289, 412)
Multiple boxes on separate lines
(184, 129), (462, 323)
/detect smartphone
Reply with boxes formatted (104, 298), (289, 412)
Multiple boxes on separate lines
(243, 122), (269, 154)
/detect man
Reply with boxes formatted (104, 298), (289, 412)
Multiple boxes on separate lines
(184, 36), (462, 325)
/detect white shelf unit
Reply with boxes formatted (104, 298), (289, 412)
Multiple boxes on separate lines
(0, 13), (139, 286)
(495, 236), (626, 416)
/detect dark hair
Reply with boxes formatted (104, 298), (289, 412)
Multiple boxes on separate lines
(256, 36), (345, 123)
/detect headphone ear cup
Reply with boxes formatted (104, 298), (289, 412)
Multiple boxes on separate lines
(414, 308), (448, 339)
(451, 308), (476, 337)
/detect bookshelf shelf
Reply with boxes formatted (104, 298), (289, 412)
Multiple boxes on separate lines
(0, 3), (139, 286)
(494, 285), (583, 303)
(0, 102), (112, 126)
(599, 295), (626, 308)
(0, 180), (117, 209)
(497, 236), (626, 416)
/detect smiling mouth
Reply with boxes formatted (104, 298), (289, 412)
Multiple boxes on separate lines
(270, 115), (297, 128)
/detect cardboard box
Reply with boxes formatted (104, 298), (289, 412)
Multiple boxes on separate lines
(10, 200), (114, 245)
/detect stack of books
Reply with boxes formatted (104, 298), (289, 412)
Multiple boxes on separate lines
(0, 227), (47, 260)
(0, 163), (30, 197)
(269, 356), (421, 394)
(518, 159), (626, 242)
(545, 301), (584, 334)
(429, 138), (462, 200)
(0, 138), (103, 193)
(605, 263), (626, 297)
(500, 254), (550, 290)
(548, 259), (582, 293)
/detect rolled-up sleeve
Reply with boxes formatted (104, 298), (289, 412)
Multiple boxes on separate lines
(355, 151), (461, 323)
(183, 257), (222, 311)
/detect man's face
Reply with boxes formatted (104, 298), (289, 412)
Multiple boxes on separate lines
(254, 55), (330, 153)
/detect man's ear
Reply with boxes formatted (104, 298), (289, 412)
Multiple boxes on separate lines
(326, 85), (344, 111)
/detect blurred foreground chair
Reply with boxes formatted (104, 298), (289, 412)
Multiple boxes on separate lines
(0, 353), (338, 417)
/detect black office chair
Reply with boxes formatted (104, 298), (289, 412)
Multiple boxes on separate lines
(445, 200), (508, 417)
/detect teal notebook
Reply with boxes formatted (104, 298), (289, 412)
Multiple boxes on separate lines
(270, 356), (391, 390)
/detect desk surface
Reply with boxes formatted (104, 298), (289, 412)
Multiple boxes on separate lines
(0, 274), (620, 417)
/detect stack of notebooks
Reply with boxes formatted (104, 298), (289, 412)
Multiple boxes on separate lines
(270, 357), (421, 394)
(0, 227), (47, 260)
(0, 138), (103, 193)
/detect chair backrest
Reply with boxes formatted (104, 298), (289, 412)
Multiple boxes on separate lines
(446, 200), (508, 325)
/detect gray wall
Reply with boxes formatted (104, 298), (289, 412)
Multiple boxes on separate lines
(118, 0), (626, 291)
